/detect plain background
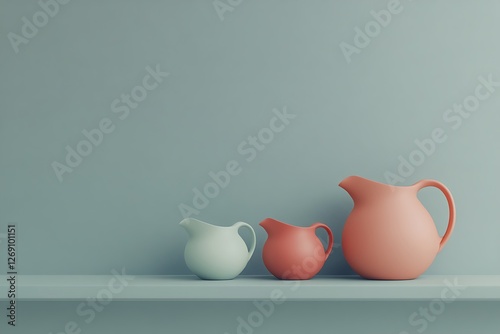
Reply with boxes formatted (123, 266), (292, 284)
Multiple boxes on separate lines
(1, 0), (499, 333)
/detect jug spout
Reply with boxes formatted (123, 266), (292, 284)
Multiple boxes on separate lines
(339, 175), (393, 203)
(259, 218), (289, 235)
(180, 218), (213, 237)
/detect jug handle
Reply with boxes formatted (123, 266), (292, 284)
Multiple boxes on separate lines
(234, 222), (256, 260)
(311, 223), (334, 258)
(415, 180), (456, 252)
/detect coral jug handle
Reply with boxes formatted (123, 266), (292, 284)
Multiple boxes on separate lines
(311, 223), (334, 258)
(415, 180), (456, 252)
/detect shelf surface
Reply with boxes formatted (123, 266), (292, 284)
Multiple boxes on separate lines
(1, 275), (499, 301)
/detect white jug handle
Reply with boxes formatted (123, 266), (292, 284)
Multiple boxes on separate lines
(234, 222), (256, 260)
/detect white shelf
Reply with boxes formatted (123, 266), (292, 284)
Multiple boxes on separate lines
(1, 275), (499, 301)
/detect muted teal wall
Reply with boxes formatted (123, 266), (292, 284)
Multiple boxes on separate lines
(1, 0), (499, 278)
(2, 1), (499, 334)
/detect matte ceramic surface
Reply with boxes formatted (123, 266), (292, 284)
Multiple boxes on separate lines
(180, 218), (256, 280)
(260, 218), (333, 280)
(339, 176), (456, 280)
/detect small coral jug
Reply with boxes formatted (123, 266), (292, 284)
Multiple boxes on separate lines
(339, 176), (456, 280)
(260, 218), (333, 280)
(180, 218), (256, 280)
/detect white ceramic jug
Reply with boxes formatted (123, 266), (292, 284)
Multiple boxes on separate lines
(180, 218), (256, 280)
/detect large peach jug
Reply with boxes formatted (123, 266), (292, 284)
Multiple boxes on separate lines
(339, 176), (456, 280)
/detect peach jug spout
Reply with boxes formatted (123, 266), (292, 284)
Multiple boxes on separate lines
(339, 175), (396, 202)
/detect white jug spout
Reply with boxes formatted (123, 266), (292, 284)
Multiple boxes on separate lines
(179, 218), (214, 237)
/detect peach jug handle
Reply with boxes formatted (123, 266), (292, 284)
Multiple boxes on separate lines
(234, 222), (256, 260)
(311, 223), (334, 258)
(415, 180), (456, 252)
